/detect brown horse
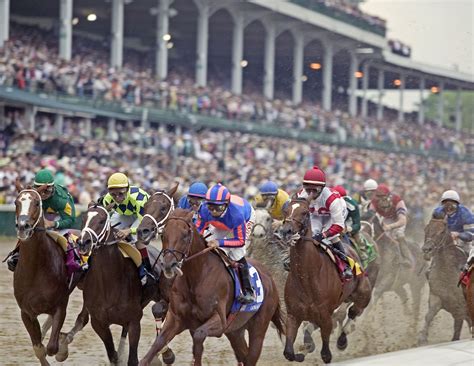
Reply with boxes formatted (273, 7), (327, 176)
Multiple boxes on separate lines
(13, 183), (73, 365)
(281, 198), (371, 364)
(465, 269), (474, 338)
(78, 203), (174, 366)
(139, 209), (285, 366)
(419, 214), (471, 344)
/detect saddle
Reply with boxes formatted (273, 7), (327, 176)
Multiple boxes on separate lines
(117, 241), (142, 268)
(311, 239), (363, 278)
(459, 264), (473, 287)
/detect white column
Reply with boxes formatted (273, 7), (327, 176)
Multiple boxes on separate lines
(107, 118), (116, 139)
(418, 77), (425, 125)
(59, 0), (73, 61)
(361, 62), (369, 118)
(398, 74), (405, 122)
(27, 106), (37, 133)
(111, 0), (125, 69)
(292, 34), (304, 105)
(376, 68), (384, 121)
(84, 118), (92, 138)
(155, 0), (170, 80)
(195, 1), (209, 87)
(322, 41), (333, 111)
(348, 51), (358, 117)
(55, 114), (64, 135)
(231, 11), (244, 95)
(263, 22), (276, 100)
(455, 87), (462, 131)
(0, 0), (10, 48)
(437, 80), (444, 127)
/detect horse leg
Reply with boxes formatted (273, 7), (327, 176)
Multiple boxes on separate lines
(418, 293), (442, 345)
(41, 315), (53, 341)
(127, 320), (141, 366)
(246, 311), (274, 366)
(283, 314), (304, 362)
(20, 311), (50, 366)
(192, 312), (225, 366)
(225, 329), (248, 365)
(319, 314), (334, 364)
(65, 302), (89, 344)
(46, 302), (67, 357)
(452, 317), (464, 341)
(140, 313), (185, 366)
(90, 317), (118, 364)
(301, 322), (318, 354)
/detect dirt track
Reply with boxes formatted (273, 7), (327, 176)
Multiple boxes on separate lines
(0, 238), (470, 366)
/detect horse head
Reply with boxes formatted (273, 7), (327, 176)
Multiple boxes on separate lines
(422, 211), (451, 261)
(160, 209), (195, 279)
(136, 183), (178, 243)
(78, 202), (114, 255)
(15, 180), (45, 240)
(281, 198), (311, 246)
(252, 208), (272, 240)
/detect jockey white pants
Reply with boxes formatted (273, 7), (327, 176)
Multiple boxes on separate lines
(206, 207), (256, 261)
(110, 212), (140, 241)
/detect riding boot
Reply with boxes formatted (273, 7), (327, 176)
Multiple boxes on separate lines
(238, 257), (256, 304)
(398, 237), (414, 269)
(332, 241), (353, 280)
(138, 248), (156, 286)
(5, 241), (20, 272)
(353, 232), (368, 262)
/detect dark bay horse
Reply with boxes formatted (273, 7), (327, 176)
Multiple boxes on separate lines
(419, 214), (471, 343)
(78, 203), (174, 366)
(282, 198), (371, 364)
(13, 183), (72, 365)
(139, 209), (285, 366)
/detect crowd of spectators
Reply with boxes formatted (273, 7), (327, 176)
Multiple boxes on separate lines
(1, 112), (472, 233)
(0, 22), (471, 159)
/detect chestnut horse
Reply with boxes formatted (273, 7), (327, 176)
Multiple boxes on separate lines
(465, 270), (474, 338)
(13, 183), (73, 365)
(282, 198), (371, 364)
(78, 203), (175, 366)
(419, 214), (471, 343)
(139, 209), (285, 366)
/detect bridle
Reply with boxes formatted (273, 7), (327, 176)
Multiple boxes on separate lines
(81, 205), (112, 248)
(16, 189), (44, 238)
(141, 191), (175, 237)
(283, 202), (311, 244)
(159, 217), (195, 269)
(423, 219), (453, 256)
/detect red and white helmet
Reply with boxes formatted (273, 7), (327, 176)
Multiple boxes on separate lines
(375, 184), (390, 196)
(303, 166), (326, 186)
(333, 185), (347, 197)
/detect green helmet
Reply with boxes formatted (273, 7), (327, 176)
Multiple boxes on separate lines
(34, 169), (55, 186)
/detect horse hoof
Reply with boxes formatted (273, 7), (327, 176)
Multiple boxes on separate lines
(321, 352), (332, 364)
(46, 343), (58, 356)
(298, 342), (316, 354)
(162, 348), (175, 364)
(337, 333), (348, 350)
(294, 353), (305, 362)
(283, 350), (295, 361)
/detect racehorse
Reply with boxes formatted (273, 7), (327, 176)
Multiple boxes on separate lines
(281, 198), (372, 364)
(419, 213), (471, 343)
(13, 182), (74, 365)
(365, 214), (426, 317)
(78, 202), (174, 366)
(465, 270), (474, 338)
(139, 209), (285, 366)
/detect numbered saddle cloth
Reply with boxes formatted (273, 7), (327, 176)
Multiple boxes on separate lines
(229, 264), (265, 313)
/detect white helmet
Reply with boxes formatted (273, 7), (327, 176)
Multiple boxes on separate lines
(441, 190), (460, 203)
(363, 179), (378, 191)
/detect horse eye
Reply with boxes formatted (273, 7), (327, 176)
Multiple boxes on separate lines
(266, 217), (271, 222)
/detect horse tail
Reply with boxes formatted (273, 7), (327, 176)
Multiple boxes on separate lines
(271, 300), (285, 339)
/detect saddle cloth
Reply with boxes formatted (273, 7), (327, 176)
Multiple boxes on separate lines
(317, 240), (363, 278)
(228, 264), (265, 313)
(460, 265), (473, 286)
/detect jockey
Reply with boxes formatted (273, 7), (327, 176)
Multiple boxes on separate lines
(370, 184), (412, 267)
(7, 168), (77, 271)
(254, 181), (290, 230)
(333, 185), (368, 261)
(297, 166), (353, 280)
(433, 190), (474, 270)
(177, 182), (208, 214)
(101, 172), (153, 285)
(196, 183), (256, 304)
(354, 179), (378, 219)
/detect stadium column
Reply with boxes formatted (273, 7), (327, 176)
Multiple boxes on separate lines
(194, 0), (209, 87)
(322, 40), (333, 111)
(418, 77), (425, 125)
(348, 51), (359, 117)
(107, 118), (116, 139)
(0, 0), (9, 48)
(437, 80), (444, 127)
(55, 114), (64, 135)
(361, 62), (369, 118)
(263, 22), (276, 100)
(111, 0), (125, 69)
(59, 0), (73, 61)
(292, 34), (304, 105)
(84, 118), (92, 138)
(376, 68), (384, 121)
(26, 106), (37, 133)
(455, 87), (462, 131)
(231, 11), (244, 95)
(398, 74), (405, 122)
(156, 0), (170, 80)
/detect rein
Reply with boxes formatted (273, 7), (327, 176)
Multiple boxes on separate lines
(424, 220), (455, 255)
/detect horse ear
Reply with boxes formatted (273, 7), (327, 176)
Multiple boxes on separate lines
(36, 184), (48, 194)
(15, 179), (24, 193)
(167, 182), (179, 197)
(185, 209), (194, 222)
(88, 201), (96, 208)
(104, 202), (116, 212)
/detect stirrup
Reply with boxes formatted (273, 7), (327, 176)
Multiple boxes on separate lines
(239, 290), (255, 304)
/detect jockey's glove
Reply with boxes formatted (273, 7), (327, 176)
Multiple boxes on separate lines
(312, 232), (325, 243)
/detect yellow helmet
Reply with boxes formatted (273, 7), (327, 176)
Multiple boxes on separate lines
(107, 173), (129, 189)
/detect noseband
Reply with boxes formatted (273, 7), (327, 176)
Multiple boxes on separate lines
(141, 191), (175, 237)
(81, 206), (112, 248)
(160, 217), (194, 268)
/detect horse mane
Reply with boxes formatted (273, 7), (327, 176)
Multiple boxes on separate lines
(170, 208), (193, 220)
